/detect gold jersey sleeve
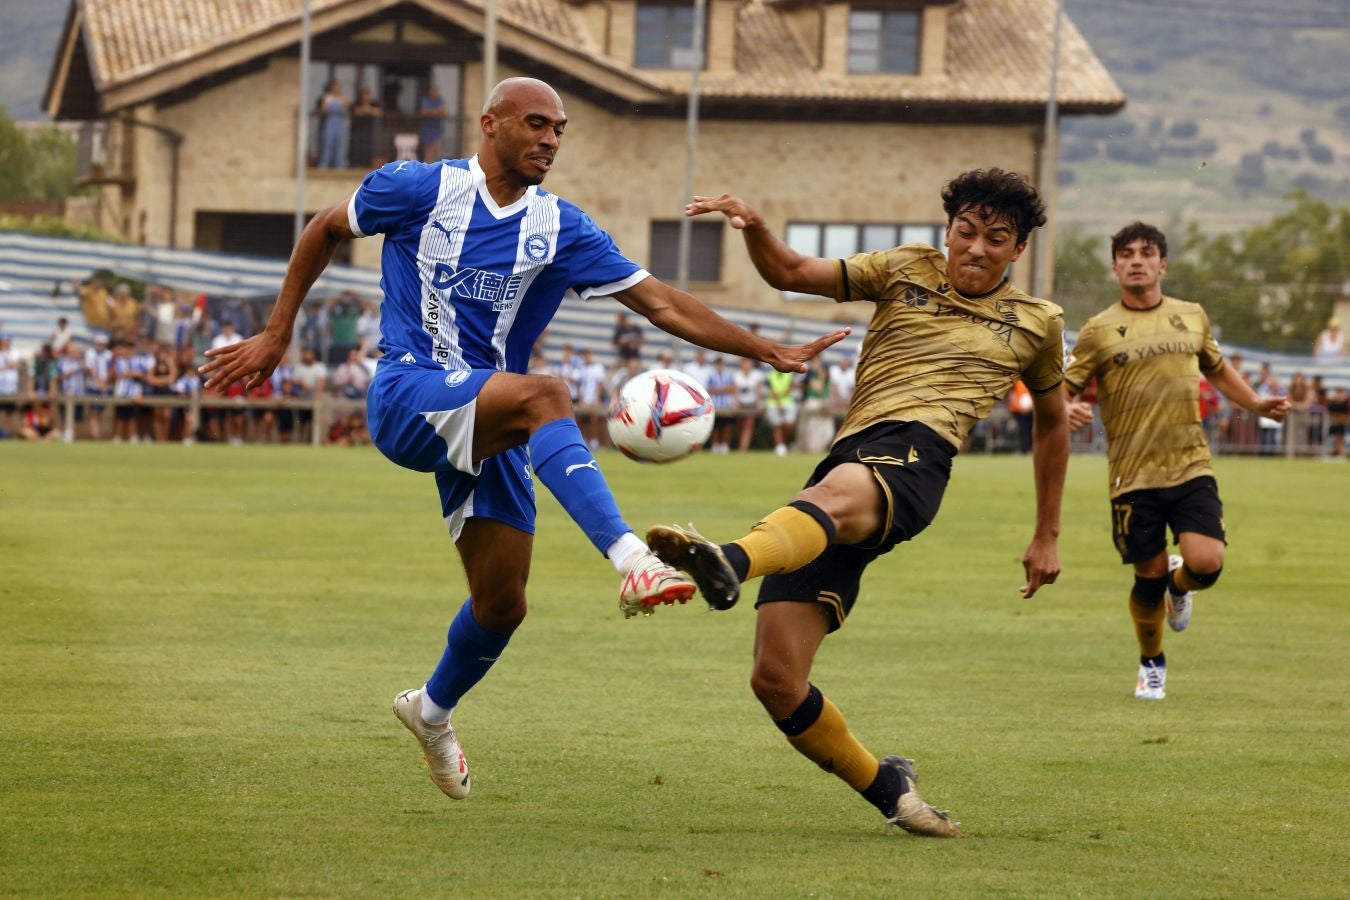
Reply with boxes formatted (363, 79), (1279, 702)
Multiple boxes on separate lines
(832, 244), (1065, 450)
(1066, 296), (1224, 497)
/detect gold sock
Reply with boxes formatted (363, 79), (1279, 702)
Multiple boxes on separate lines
(731, 506), (830, 580)
(1172, 566), (1200, 593)
(785, 696), (880, 792)
(1130, 592), (1166, 658)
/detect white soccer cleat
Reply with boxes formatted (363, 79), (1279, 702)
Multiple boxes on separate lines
(393, 688), (471, 799)
(880, 756), (964, 838)
(1165, 554), (1193, 633)
(1134, 661), (1167, 700)
(618, 552), (696, 618)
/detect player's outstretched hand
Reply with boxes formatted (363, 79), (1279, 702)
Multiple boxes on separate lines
(764, 328), (852, 374)
(1256, 395), (1291, 422)
(1066, 400), (1095, 430)
(1019, 535), (1061, 599)
(199, 331), (288, 394)
(686, 194), (764, 231)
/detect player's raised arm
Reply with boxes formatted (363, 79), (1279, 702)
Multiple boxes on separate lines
(613, 276), (849, 374)
(200, 200), (357, 393)
(687, 194), (838, 298)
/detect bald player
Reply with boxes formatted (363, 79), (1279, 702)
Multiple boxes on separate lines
(201, 77), (847, 801)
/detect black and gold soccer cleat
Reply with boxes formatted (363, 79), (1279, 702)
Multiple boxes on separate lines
(880, 756), (964, 838)
(645, 523), (741, 611)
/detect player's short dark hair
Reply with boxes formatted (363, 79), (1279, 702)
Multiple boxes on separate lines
(940, 168), (1047, 244)
(1110, 221), (1168, 259)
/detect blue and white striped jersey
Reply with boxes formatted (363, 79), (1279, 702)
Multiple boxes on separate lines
(348, 155), (648, 374)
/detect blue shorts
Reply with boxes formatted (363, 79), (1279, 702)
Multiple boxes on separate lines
(367, 360), (535, 540)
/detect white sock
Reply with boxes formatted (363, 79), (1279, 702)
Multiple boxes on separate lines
(419, 684), (452, 726)
(606, 532), (647, 573)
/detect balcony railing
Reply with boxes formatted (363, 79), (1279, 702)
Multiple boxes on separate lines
(306, 112), (461, 170)
(75, 120), (135, 187)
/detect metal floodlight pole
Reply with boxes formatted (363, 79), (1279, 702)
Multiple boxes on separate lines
(1035, 0), (1063, 300)
(483, 0), (498, 109)
(676, 0), (707, 293)
(294, 0), (313, 244)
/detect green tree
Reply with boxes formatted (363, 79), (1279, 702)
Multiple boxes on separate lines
(23, 125), (77, 201)
(1053, 229), (1112, 329)
(0, 106), (36, 201)
(1164, 193), (1349, 352)
(0, 105), (79, 202)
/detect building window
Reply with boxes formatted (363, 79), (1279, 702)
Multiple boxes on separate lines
(781, 222), (943, 299)
(306, 60), (461, 168)
(649, 220), (723, 282)
(848, 9), (921, 74)
(635, 1), (705, 69)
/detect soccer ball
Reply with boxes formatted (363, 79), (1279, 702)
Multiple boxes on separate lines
(606, 368), (714, 463)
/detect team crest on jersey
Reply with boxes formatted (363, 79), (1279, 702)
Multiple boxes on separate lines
(1113, 352), (1130, 367)
(901, 286), (930, 307)
(524, 234), (549, 262)
(995, 299), (1019, 325)
(1169, 314), (1187, 332)
(445, 370), (471, 387)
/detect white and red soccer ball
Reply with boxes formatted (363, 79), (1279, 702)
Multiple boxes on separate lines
(606, 368), (714, 463)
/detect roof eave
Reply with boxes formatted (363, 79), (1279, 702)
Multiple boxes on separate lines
(43, 0), (91, 119)
(94, 0), (671, 113)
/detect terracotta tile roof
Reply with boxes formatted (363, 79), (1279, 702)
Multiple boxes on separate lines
(82, 0), (333, 88)
(501, 0), (590, 51)
(947, 0), (1123, 107)
(72, 0), (1122, 111)
(642, 0), (1122, 109)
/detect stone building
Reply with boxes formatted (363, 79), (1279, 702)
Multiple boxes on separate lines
(45, 0), (1123, 316)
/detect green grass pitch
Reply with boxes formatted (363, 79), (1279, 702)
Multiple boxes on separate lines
(1, 444), (1346, 897)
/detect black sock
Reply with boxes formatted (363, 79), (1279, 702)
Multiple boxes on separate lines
(1140, 652), (1166, 667)
(721, 542), (750, 581)
(860, 760), (906, 815)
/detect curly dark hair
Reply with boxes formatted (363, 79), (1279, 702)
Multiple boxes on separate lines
(1110, 221), (1168, 259)
(940, 168), (1047, 244)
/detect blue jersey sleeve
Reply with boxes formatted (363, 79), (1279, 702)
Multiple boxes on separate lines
(348, 161), (439, 238)
(565, 209), (649, 300)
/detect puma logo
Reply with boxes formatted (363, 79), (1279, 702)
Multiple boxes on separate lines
(564, 460), (599, 477)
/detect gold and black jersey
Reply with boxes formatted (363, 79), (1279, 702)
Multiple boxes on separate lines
(1064, 295), (1224, 498)
(832, 244), (1064, 451)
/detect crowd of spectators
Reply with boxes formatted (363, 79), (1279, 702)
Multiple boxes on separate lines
(0, 278), (388, 446)
(2, 287), (1347, 460)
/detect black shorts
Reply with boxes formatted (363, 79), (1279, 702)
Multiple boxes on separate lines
(1110, 475), (1225, 564)
(757, 420), (954, 631)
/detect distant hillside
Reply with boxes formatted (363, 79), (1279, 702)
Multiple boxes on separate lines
(1059, 0), (1350, 235)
